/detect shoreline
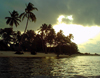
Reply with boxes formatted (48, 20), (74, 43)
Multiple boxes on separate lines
(0, 51), (100, 58)
(0, 51), (69, 58)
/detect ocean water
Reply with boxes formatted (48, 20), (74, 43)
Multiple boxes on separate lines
(0, 56), (100, 78)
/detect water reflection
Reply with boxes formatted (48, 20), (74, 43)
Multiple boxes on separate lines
(0, 56), (100, 77)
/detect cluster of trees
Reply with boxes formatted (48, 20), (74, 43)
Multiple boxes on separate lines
(0, 2), (80, 56)
(0, 25), (79, 56)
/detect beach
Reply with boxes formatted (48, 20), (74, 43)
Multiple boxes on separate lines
(0, 51), (70, 58)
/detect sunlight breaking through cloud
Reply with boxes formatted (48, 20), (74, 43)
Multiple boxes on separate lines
(53, 15), (100, 45)
(57, 15), (73, 24)
(66, 15), (73, 20)
(57, 15), (65, 23)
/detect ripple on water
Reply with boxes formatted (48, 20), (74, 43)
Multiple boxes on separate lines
(0, 56), (100, 77)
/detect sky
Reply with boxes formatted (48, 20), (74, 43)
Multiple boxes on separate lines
(0, 0), (100, 54)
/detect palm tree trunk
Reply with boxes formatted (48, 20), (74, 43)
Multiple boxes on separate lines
(16, 18), (29, 54)
(24, 18), (29, 33)
(41, 32), (44, 52)
(45, 40), (47, 54)
(70, 43), (72, 56)
(48, 44), (51, 52)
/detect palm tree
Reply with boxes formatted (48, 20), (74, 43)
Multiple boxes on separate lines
(26, 30), (36, 42)
(5, 10), (21, 27)
(67, 33), (74, 55)
(56, 30), (65, 45)
(39, 24), (52, 53)
(15, 2), (38, 54)
(46, 28), (56, 53)
(55, 30), (65, 57)
(67, 34), (74, 42)
(47, 28), (56, 47)
(20, 2), (38, 33)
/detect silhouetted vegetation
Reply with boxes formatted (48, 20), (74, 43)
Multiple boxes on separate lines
(0, 26), (79, 56)
(19, 2), (38, 33)
(5, 10), (21, 27)
(2, 2), (80, 56)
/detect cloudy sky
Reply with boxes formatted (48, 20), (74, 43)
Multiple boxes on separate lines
(0, 0), (100, 54)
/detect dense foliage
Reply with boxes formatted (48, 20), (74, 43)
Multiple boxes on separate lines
(0, 26), (79, 56)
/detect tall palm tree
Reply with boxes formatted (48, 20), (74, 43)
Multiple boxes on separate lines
(47, 28), (56, 47)
(39, 24), (48, 40)
(39, 24), (52, 53)
(16, 2), (38, 54)
(46, 28), (56, 52)
(56, 30), (65, 57)
(5, 10), (21, 27)
(20, 2), (38, 33)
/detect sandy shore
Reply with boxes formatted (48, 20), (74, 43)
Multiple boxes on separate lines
(0, 51), (70, 58)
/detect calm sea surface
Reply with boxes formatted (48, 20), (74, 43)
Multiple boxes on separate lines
(0, 56), (100, 78)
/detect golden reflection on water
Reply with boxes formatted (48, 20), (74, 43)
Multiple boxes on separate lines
(0, 56), (100, 77)
(45, 57), (56, 59)
(50, 56), (100, 76)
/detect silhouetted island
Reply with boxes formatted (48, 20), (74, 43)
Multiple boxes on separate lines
(0, 2), (97, 57)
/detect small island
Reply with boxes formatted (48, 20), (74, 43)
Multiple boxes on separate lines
(0, 27), (80, 58)
(0, 27), (99, 57)
(0, 2), (99, 58)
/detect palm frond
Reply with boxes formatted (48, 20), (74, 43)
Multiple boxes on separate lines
(29, 12), (36, 22)
(6, 18), (11, 24)
(33, 7), (38, 11)
(16, 18), (21, 22)
(19, 12), (25, 18)
(25, 2), (38, 12)
(12, 10), (19, 17)
(9, 11), (12, 16)
(22, 13), (27, 20)
(5, 10), (20, 27)
(5, 17), (11, 19)
(14, 20), (19, 27)
(10, 19), (13, 27)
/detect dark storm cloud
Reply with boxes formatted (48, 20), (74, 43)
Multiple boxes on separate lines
(32, 0), (69, 26)
(34, 0), (100, 26)
(66, 0), (100, 26)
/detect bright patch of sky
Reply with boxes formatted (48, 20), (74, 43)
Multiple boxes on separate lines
(53, 15), (100, 53)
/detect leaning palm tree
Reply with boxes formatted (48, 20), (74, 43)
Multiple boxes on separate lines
(5, 10), (21, 28)
(20, 2), (38, 33)
(16, 2), (38, 54)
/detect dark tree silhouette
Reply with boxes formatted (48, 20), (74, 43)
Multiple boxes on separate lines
(20, 2), (38, 33)
(25, 30), (36, 42)
(15, 2), (38, 54)
(47, 28), (56, 47)
(55, 30), (65, 57)
(67, 34), (74, 55)
(20, 30), (36, 52)
(38, 24), (53, 53)
(5, 10), (21, 27)
(46, 28), (56, 52)
(67, 34), (74, 42)
(0, 28), (15, 50)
